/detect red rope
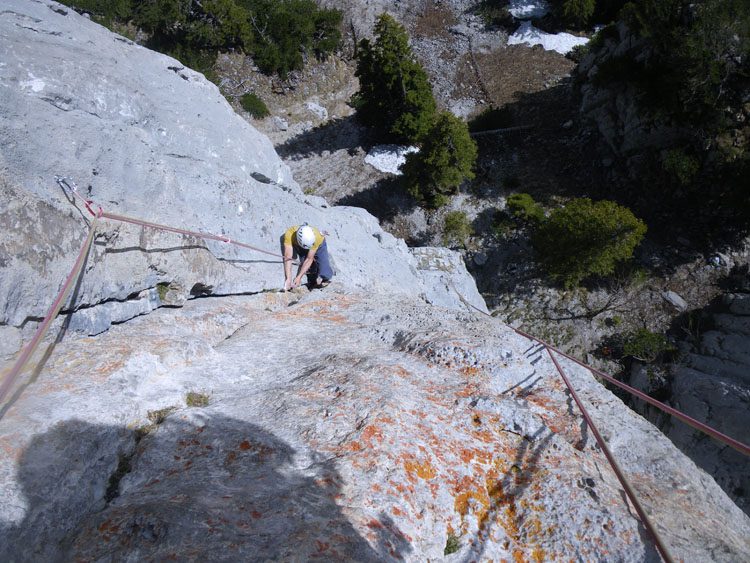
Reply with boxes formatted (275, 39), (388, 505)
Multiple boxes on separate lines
(512, 325), (750, 457)
(57, 177), (299, 264)
(447, 280), (750, 563)
(0, 210), (101, 404)
(451, 280), (749, 457)
(544, 345), (675, 563)
(2, 179), (308, 405)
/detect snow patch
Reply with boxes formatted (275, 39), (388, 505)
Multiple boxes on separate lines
(509, 0), (549, 19)
(365, 145), (419, 175)
(508, 21), (589, 55)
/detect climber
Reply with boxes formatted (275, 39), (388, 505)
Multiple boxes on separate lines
(282, 224), (333, 291)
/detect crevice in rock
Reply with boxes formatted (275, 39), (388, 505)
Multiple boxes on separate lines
(104, 451), (132, 503)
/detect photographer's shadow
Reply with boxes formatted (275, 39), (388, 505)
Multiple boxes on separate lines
(2, 414), (411, 561)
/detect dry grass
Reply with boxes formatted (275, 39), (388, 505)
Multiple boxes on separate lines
(414, 2), (458, 39)
(463, 45), (577, 110)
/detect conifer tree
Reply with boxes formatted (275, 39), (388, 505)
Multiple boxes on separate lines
(563, 0), (595, 25)
(531, 198), (647, 288)
(353, 14), (436, 143)
(401, 112), (477, 207)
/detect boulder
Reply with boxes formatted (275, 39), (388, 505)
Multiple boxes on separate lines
(662, 290), (688, 312)
(409, 247), (488, 314)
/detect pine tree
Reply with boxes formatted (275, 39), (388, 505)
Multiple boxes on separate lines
(353, 14), (436, 143)
(531, 198), (647, 288)
(401, 112), (477, 207)
(564, 0), (596, 25)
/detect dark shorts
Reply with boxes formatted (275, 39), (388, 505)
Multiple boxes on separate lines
(312, 241), (334, 280)
(297, 240), (333, 281)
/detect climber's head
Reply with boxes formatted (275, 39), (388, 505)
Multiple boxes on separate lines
(296, 225), (315, 249)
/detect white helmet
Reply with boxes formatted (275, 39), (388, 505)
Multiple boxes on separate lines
(296, 225), (315, 249)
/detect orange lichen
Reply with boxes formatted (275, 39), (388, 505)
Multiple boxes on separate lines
(404, 459), (436, 480)
(344, 441), (363, 452)
(454, 489), (491, 528)
(361, 424), (384, 447)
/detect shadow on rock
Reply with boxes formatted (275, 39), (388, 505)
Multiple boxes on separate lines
(275, 115), (376, 160)
(337, 176), (416, 226)
(462, 429), (554, 563)
(2, 414), (394, 562)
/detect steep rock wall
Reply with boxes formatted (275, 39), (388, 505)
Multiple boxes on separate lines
(630, 291), (750, 516)
(0, 0), (486, 351)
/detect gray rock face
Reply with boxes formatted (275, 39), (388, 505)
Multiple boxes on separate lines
(409, 247), (488, 314)
(2, 3), (749, 561)
(664, 293), (750, 515)
(0, 0), (479, 346)
(1, 292), (749, 561)
(576, 24), (682, 170)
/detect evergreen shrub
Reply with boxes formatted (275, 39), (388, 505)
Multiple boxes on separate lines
(401, 112), (478, 206)
(563, 0), (596, 25)
(531, 198), (647, 288)
(240, 93), (270, 118)
(353, 14), (436, 143)
(663, 149), (699, 186)
(623, 328), (672, 362)
(59, 0), (132, 27)
(442, 211), (475, 249)
(61, 0), (342, 79)
(506, 193), (545, 223)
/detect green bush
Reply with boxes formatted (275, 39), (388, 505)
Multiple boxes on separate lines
(353, 14), (436, 143)
(444, 533), (460, 555)
(239, 93), (270, 118)
(62, 0), (341, 79)
(563, 0), (596, 25)
(506, 193), (545, 223)
(186, 392), (210, 407)
(531, 198), (647, 288)
(246, 0), (341, 78)
(401, 112), (478, 206)
(476, 1), (514, 27)
(59, 0), (132, 28)
(442, 211), (475, 249)
(663, 148), (700, 185)
(623, 328), (672, 362)
(590, 0), (750, 192)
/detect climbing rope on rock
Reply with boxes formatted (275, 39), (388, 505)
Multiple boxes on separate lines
(56, 177), (299, 263)
(450, 280), (750, 457)
(449, 279), (750, 562)
(1, 177), (301, 405)
(0, 207), (101, 404)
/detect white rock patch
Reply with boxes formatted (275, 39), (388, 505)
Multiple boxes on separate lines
(508, 21), (590, 55)
(364, 145), (419, 175)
